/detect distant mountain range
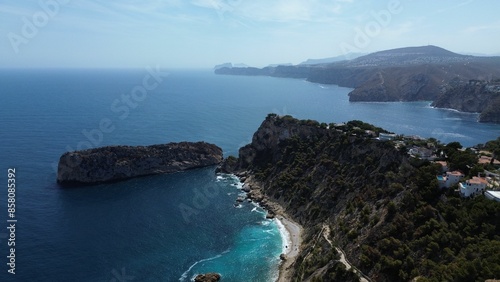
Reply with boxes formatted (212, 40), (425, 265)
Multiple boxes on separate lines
(214, 45), (500, 123)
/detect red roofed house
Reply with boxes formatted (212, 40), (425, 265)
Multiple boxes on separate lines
(437, 170), (464, 188)
(459, 177), (488, 197)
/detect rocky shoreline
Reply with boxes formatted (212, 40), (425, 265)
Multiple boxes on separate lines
(230, 170), (303, 282)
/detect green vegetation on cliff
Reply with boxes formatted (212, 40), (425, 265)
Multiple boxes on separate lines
(223, 114), (500, 281)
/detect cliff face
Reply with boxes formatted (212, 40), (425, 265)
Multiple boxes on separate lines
(346, 68), (436, 102)
(432, 80), (500, 123)
(232, 116), (411, 237)
(221, 115), (413, 281)
(480, 98), (500, 123)
(220, 115), (500, 281)
(235, 115), (328, 170)
(57, 142), (223, 186)
(214, 46), (500, 114)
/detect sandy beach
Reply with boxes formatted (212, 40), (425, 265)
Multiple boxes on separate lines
(276, 214), (302, 282)
(239, 173), (303, 282)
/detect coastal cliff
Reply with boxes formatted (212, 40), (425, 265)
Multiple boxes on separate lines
(57, 142), (223, 186)
(432, 79), (500, 123)
(220, 114), (500, 281)
(215, 46), (500, 122)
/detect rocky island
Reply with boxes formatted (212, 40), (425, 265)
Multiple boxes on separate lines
(57, 141), (223, 186)
(194, 273), (221, 282)
(219, 114), (500, 281)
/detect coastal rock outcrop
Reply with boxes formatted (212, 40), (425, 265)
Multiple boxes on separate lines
(220, 114), (500, 281)
(220, 114), (411, 280)
(432, 79), (500, 123)
(235, 114), (329, 170)
(194, 273), (221, 282)
(347, 70), (434, 102)
(480, 99), (500, 123)
(57, 142), (223, 186)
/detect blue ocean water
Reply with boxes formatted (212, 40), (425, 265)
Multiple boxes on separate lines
(0, 69), (499, 281)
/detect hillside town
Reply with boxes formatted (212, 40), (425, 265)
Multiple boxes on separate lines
(330, 120), (500, 202)
(388, 133), (499, 201)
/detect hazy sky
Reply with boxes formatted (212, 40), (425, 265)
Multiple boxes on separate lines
(2, 0), (500, 68)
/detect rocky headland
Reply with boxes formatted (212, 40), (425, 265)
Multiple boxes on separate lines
(215, 45), (500, 123)
(218, 114), (500, 281)
(432, 79), (500, 123)
(57, 141), (223, 186)
(218, 114), (408, 281)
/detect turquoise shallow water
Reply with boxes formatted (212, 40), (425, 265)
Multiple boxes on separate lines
(177, 174), (283, 282)
(0, 68), (499, 281)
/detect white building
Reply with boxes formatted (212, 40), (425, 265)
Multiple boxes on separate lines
(409, 146), (434, 160)
(459, 177), (488, 197)
(379, 133), (397, 141)
(437, 171), (464, 188)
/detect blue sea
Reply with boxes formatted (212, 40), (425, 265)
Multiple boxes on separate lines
(0, 69), (499, 281)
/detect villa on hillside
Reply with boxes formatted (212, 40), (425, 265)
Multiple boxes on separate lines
(379, 133), (397, 141)
(409, 146), (435, 160)
(459, 177), (488, 197)
(479, 155), (500, 165)
(437, 171), (464, 188)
